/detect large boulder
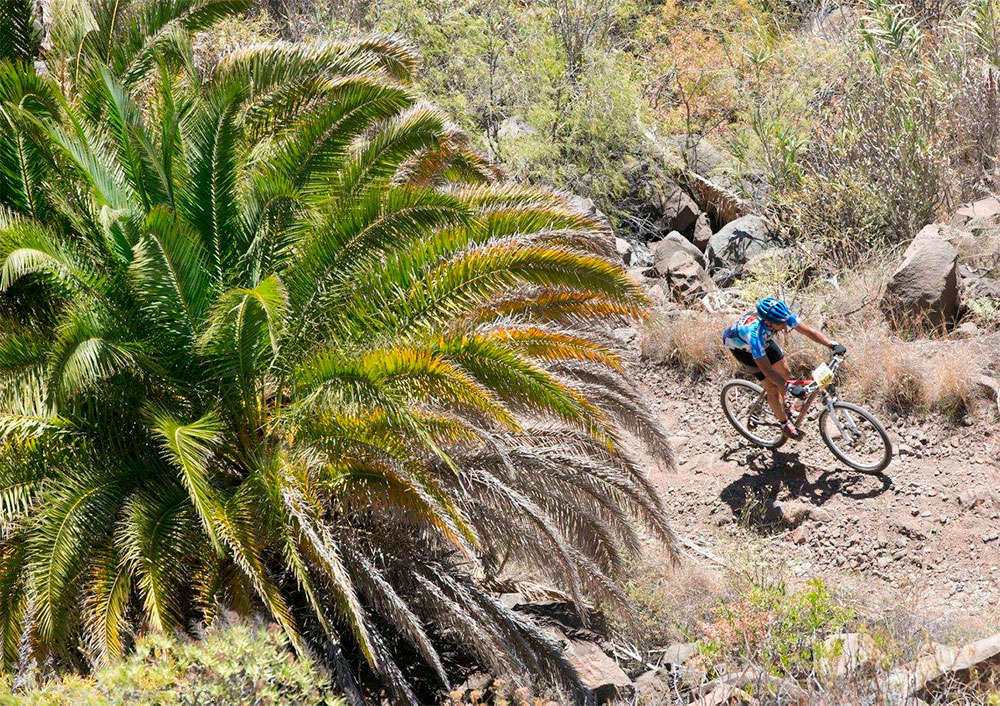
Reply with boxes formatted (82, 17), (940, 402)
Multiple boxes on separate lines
(881, 230), (960, 329)
(905, 223), (973, 258)
(705, 215), (780, 281)
(651, 230), (706, 272)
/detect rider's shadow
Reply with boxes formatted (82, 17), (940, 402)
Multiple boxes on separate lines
(718, 447), (893, 534)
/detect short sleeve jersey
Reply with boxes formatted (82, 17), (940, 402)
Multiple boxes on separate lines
(722, 311), (799, 359)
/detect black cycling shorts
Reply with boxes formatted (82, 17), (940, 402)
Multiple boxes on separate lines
(728, 343), (784, 380)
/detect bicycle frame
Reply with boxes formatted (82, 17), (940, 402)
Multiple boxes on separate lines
(790, 354), (848, 433)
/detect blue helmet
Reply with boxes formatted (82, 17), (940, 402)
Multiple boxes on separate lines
(756, 297), (794, 324)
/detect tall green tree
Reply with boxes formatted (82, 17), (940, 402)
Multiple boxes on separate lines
(0, 1), (674, 700)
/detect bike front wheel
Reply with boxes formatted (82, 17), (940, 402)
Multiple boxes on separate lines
(818, 401), (891, 473)
(720, 379), (786, 449)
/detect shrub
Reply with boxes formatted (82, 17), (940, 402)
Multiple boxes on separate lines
(640, 311), (735, 375)
(0, 622), (339, 705)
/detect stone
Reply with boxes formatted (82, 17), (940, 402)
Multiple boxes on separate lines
(557, 632), (633, 701)
(960, 266), (1000, 301)
(652, 230), (707, 271)
(659, 641), (698, 667)
(775, 499), (832, 526)
(612, 326), (638, 345)
(661, 181), (702, 234)
(954, 321), (980, 338)
(888, 633), (1000, 703)
(615, 237), (635, 266)
(566, 195), (612, 237)
(497, 115), (536, 140)
(668, 135), (733, 179)
(904, 223), (974, 258)
(691, 213), (713, 251)
(705, 215), (780, 277)
(815, 633), (878, 683)
(881, 233), (960, 329)
(694, 683), (759, 706)
(790, 524), (810, 544)
(952, 196), (1000, 227)
(664, 250), (716, 301)
(633, 669), (670, 700)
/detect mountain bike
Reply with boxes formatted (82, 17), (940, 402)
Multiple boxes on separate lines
(720, 352), (892, 473)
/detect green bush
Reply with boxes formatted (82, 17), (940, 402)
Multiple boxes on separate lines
(0, 622), (339, 705)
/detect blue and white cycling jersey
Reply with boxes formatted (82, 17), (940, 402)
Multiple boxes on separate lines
(722, 311), (799, 359)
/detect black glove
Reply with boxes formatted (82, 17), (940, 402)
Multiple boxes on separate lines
(787, 383), (807, 398)
(831, 343), (847, 355)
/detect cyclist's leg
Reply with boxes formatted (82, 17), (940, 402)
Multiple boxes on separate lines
(763, 346), (792, 421)
(767, 358), (792, 421)
(762, 377), (786, 421)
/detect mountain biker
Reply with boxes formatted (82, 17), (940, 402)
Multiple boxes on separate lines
(723, 297), (846, 440)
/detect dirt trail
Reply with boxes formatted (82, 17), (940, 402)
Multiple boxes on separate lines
(628, 353), (1000, 627)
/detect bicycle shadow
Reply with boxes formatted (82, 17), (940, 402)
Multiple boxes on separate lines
(717, 446), (893, 534)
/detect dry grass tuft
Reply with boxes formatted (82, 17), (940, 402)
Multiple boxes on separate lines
(838, 328), (986, 419)
(640, 311), (737, 375)
(843, 328), (927, 414)
(920, 346), (985, 420)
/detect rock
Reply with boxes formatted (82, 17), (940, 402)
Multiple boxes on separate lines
(456, 672), (492, 694)
(615, 237), (635, 266)
(661, 181), (702, 234)
(705, 215), (780, 278)
(652, 230), (707, 271)
(633, 669), (670, 700)
(694, 683), (759, 706)
(567, 195), (612, 236)
(952, 196), (1000, 228)
(959, 265), (1000, 301)
(669, 135), (733, 181)
(612, 326), (638, 345)
(815, 633), (878, 683)
(888, 632), (1000, 704)
(664, 250), (716, 301)
(691, 213), (713, 251)
(953, 321), (980, 338)
(556, 631), (633, 701)
(790, 524), (810, 544)
(881, 233), (960, 329)
(774, 499), (831, 526)
(905, 223), (974, 257)
(497, 115), (536, 140)
(659, 642), (699, 667)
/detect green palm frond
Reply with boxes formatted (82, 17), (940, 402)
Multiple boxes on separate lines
(82, 541), (133, 664)
(0, 0), (39, 62)
(28, 465), (127, 644)
(148, 408), (223, 549)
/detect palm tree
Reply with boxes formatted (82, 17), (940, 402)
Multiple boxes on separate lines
(0, 1), (674, 701)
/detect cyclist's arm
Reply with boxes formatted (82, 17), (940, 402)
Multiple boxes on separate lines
(754, 356), (787, 387)
(793, 322), (836, 348)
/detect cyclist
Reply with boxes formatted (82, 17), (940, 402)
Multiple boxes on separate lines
(723, 297), (846, 440)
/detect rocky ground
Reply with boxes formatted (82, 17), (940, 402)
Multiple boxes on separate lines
(629, 350), (1000, 625)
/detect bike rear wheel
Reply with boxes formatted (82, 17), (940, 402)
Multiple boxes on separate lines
(720, 379), (786, 449)
(818, 401), (891, 473)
